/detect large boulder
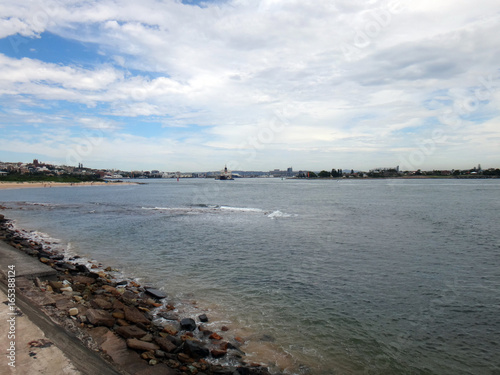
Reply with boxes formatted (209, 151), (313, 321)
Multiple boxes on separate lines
(145, 288), (167, 299)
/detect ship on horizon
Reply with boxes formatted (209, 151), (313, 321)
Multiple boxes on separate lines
(216, 165), (234, 180)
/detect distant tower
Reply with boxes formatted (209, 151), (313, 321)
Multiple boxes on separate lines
(478, 164), (481, 171)
(33, 159), (39, 167)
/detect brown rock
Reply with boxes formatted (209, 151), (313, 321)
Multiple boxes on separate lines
(154, 337), (177, 353)
(124, 306), (151, 326)
(126, 338), (160, 352)
(141, 351), (155, 360)
(162, 324), (178, 336)
(86, 308), (115, 327)
(71, 275), (96, 285)
(221, 326), (229, 331)
(116, 325), (147, 339)
(113, 311), (125, 319)
(117, 319), (130, 326)
(235, 336), (245, 343)
(113, 299), (126, 310)
(102, 285), (120, 296)
(49, 281), (64, 290)
(209, 333), (223, 340)
(211, 349), (227, 358)
(177, 353), (194, 363)
(91, 297), (113, 310)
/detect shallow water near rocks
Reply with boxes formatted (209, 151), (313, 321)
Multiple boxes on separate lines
(1, 178), (500, 374)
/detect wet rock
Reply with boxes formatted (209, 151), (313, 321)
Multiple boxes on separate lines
(180, 318), (196, 331)
(184, 340), (209, 359)
(211, 365), (236, 374)
(154, 337), (177, 353)
(124, 306), (151, 326)
(221, 326), (229, 331)
(86, 308), (115, 327)
(259, 334), (275, 342)
(162, 324), (179, 336)
(235, 366), (271, 375)
(211, 349), (227, 358)
(126, 338), (160, 352)
(116, 325), (148, 339)
(58, 262), (76, 271)
(75, 264), (90, 273)
(209, 332), (223, 340)
(198, 314), (209, 322)
(145, 287), (167, 299)
(158, 312), (179, 321)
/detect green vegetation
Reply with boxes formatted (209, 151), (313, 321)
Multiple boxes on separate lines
(318, 170), (331, 178)
(0, 172), (103, 183)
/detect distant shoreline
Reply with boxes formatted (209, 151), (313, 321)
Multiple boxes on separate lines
(0, 181), (138, 190)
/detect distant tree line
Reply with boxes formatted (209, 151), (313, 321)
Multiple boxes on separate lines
(0, 172), (103, 183)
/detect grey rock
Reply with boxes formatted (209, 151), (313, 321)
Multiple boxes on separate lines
(180, 318), (196, 331)
(198, 314), (209, 322)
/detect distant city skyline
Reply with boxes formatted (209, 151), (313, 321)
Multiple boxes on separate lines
(1, 1), (500, 171)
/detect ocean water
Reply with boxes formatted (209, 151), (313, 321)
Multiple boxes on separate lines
(1, 178), (499, 374)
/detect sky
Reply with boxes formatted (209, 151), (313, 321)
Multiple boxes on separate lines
(0, 0), (499, 172)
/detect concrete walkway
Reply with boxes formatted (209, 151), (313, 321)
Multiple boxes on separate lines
(0, 241), (123, 375)
(0, 241), (57, 280)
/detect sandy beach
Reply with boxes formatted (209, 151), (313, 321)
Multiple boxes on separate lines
(0, 182), (136, 190)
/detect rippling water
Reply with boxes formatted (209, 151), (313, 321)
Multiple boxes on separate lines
(1, 178), (499, 374)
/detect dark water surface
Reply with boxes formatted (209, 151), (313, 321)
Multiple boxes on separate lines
(1, 178), (499, 374)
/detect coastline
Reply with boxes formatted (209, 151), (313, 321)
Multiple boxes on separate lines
(0, 181), (137, 190)
(0, 214), (276, 375)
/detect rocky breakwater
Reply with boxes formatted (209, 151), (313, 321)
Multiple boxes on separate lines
(0, 215), (277, 375)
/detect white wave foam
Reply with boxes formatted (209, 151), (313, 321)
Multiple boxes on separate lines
(219, 206), (263, 212)
(267, 210), (296, 219)
(141, 206), (172, 210)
